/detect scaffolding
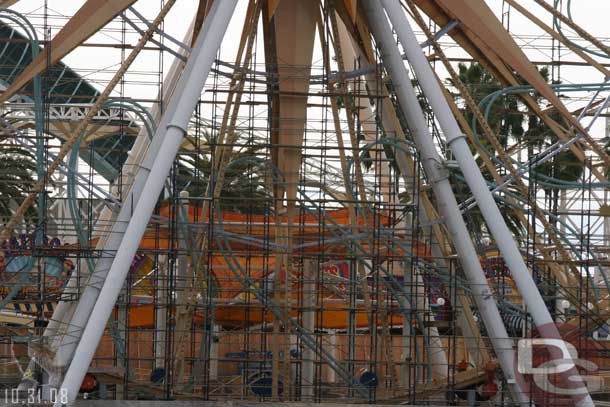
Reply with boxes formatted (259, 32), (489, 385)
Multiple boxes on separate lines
(0, 0), (610, 405)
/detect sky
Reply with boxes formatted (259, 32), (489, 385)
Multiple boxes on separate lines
(9, 1), (610, 107)
(6, 0), (610, 194)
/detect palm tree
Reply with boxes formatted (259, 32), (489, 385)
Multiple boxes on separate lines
(447, 63), (583, 242)
(522, 73), (582, 227)
(509, 67), (582, 184)
(175, 136), (270, 215)
(447, 63), (527, 242)
(0, 143), (38, 224)
(449, 62), (524, 148)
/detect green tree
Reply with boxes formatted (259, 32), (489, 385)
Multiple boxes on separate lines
(447, 63), (582, 242)
(447, 63), (527, 241)
(0, 143), (38, 223)
(449, 62), (524, 147)
(175, 136), (270, 214)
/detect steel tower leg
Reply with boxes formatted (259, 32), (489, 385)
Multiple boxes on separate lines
(28, 15), (196, 394)
(54, 1), (237, 405)
(362, 1), (528, 404)
(380, 1), (593, 405)
(47, 63), (182, 388)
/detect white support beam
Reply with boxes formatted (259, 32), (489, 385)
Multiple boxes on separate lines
(55, 1), (237, 405)
(380, 2), (592, 405)
(362, 1), (528, 403)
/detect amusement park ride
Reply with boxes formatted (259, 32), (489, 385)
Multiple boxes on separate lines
(1, 0), (610, 405)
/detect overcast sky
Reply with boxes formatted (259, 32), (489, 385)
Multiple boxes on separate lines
(8, 0), (610, 139)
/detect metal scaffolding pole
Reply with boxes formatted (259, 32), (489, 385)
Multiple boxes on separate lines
(362, 1), (528, 404)
(54, 1), (237, 405)
(380, 1), (593, 405)
(48, 60), (182, 387)
(37, 9), (195, 391)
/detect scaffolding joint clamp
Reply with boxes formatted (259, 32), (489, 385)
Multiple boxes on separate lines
(446, 132), (467, 147)
(481, 288), (492, 300)
(444, 160), (459, 169)
(166, 122), (188, 136)
(427, 158), (450, 184)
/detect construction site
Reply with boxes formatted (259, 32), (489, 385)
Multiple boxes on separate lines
(1, 0), (610, 405)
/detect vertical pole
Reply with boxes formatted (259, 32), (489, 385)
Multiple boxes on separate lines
(362, 1), (528, 403)
(302, 259), (315, 399)
(209, 325), (219, 382)
(116, 303), (127, 399)
(557, 189), (568, 322)
(154, 255), (168, 369)
(380, 2), (592, 405)
(400, 259), (412, 391)
(602, 117), (610, 290)
(43, 13), (195, 389)
(413, 269), (447, 379)
(327, 330), (337, 384)
(55, 2), (237, 405)
(49, 48), (179, 389)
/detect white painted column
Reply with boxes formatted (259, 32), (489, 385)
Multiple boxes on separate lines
(154, 255), (168, 369)
(209, 325), (219, 381)
(380, 2), (591, 405)
(301, 259), (315, 399)
(31, 18), (196, 392)
(327, 330), (337, 384)
(362, 2), (527, 403)
(55, 2), (237, 404)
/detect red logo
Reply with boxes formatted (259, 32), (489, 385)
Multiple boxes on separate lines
(514, 322), (603, 406)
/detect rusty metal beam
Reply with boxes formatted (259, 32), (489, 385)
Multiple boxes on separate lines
(274, 0), (317, 206)
(0, 0), (137, 104)
(431, 0), (610, 171)
(412, 0), (609, 182)
(191, 0), (213, 48)
(0, 0), (19, 8)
